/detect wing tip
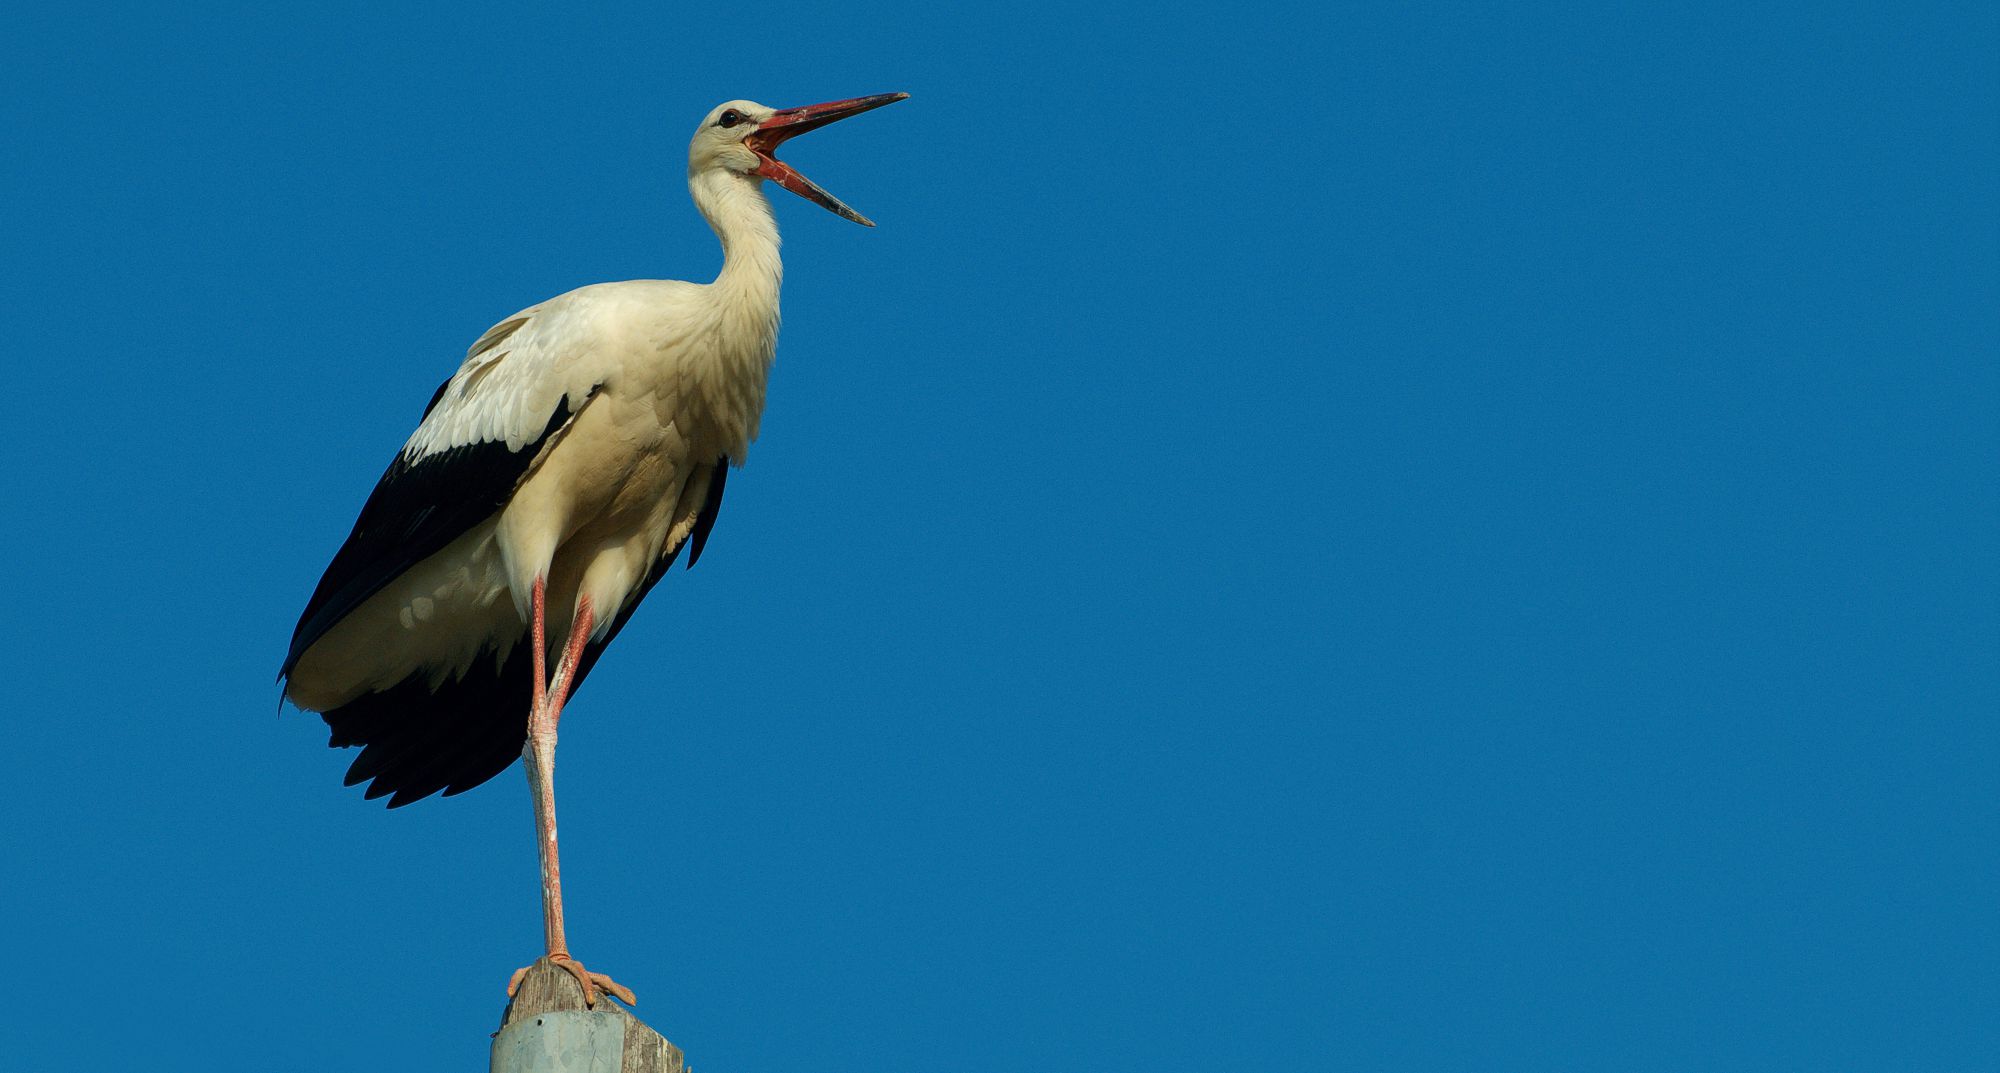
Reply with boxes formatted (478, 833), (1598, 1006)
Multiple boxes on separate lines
(685, 458), (729, 570)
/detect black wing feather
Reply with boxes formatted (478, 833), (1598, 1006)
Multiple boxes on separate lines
(685, 460), (727, 569)
(317, 456), (730, 807)
(281, 393), (584, 678)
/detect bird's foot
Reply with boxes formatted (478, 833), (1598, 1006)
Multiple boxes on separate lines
(508, 953), (637, 1008)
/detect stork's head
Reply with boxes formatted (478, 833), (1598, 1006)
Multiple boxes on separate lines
(689, 93), (908, 226)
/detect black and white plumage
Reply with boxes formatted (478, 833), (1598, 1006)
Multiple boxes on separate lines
(280, 284), (736, 807)
(278, 92), (906, 1006)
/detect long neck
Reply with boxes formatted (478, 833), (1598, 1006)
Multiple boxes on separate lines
(691, 168), (783, 306)
(687, 167), (784, 456)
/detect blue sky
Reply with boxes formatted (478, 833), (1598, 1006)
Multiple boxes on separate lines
(3, 1), (1995, 1069)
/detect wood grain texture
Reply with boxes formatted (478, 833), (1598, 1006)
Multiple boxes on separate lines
(495, 959), (683, 1073)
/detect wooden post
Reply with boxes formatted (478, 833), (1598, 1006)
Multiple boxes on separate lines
(492, 959), (684, 1073)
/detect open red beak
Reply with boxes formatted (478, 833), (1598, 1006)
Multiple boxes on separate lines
(746, 92), (909, 226)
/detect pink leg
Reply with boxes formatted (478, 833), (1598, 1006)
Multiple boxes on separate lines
(507, 590), (635, 1007)
(531, 577), (548, 717)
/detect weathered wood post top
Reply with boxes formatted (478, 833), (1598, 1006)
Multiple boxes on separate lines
(491, 959), (684, 1073)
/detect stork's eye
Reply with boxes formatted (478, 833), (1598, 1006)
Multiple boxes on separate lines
(717, 109), (744, 129)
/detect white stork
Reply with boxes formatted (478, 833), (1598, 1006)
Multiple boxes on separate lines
(280, 92), (908, 1005)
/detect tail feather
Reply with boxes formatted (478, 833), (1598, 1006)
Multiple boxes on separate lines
(322, 643), (535, 807)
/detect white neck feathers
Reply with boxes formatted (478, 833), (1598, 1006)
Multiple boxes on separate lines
(686, 168), (784, 455)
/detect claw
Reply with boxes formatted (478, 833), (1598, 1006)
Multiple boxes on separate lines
(585, 970), (638, 1007)
(507, 954), (637, 1007)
